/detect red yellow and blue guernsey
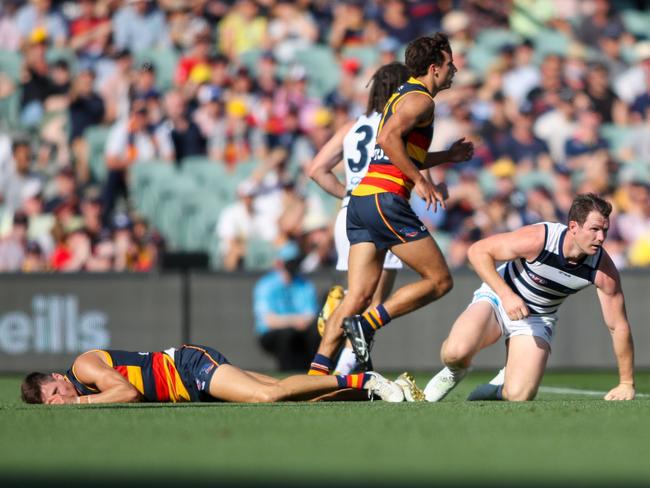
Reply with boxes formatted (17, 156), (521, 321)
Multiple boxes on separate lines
(352, 77), (434, 199)
(65, 344), (230, 402)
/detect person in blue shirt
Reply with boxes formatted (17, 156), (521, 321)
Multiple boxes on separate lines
(253, 241), (319, 370)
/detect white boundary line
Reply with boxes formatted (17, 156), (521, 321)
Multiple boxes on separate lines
(539, 386), (650, 398)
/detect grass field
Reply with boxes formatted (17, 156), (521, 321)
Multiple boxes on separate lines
(1, 371), (649, 488)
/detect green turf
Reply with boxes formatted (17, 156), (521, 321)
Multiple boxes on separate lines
(1, 371), (649, 488)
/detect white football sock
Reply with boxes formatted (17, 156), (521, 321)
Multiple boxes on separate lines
(334, 347), (358, 375)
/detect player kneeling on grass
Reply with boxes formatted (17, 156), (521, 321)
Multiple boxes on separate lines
(21, 344), (404, 404)
(424, 193), (635, 402)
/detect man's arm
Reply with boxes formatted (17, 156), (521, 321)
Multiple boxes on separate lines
(306, 120), (354, 199)
(424, 137), (474, 169)
(467, 224), (546, 321)
(71, 351), (141, 404)
(376, 93), (444, 210)
(594, 251), (635, 400)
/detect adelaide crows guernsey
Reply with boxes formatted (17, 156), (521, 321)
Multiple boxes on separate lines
(65, 348), (191, 402)
(352, 77), (434, 199)
(499, 222), (603, 316)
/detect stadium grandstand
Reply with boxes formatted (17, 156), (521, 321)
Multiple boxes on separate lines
(0, 0), (649, 274)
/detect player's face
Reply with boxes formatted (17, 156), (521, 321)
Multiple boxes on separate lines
(571, 211), (609, 256)
(40, 373), (79, 404)
(433, 50), (457, 90)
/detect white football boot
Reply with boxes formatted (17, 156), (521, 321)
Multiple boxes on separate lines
(423, 366), (468, 402)
(395, 372), (425, 402)
(363, 372), (405, 402)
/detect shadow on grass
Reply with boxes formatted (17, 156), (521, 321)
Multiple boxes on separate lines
(1, 476), (646, 488)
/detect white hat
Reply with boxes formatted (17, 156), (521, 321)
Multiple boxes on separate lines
(21, 179), (42, 201)
(442, 11), (469, 35)
(237, 179), (257, 198)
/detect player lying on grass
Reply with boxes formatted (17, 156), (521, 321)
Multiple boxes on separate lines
(21, 343), (404, 404)
(424, 193), (635, 402)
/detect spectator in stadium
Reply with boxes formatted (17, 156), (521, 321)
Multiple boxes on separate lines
(498, 103), (553, 172)
(0, 212), (28, 271)
(377, 0), (412, 45)
(424, 193), (635, 402)
(113, 0), (171, 54)
(534, 87), (576, 164)
(21, 343), (404, 404)
(15, 0), (67, 48)
(0, 139), (41, 215)
(253, 240), (320, 371)
(101, 100), (172, 225)
(99, 49), (133, 123)
(158, 89), (206, 164)
(174, 31), (213, 87)
(192, 84), (223, 138)
(0, 0), (22, 51)
(329, 0), (372, 51)
(267, 0), (318, 64)
(68, 0), (112, 66)
(68, 68), (105, 183)
(217, 0), (268, 60)
(584, 62), (627, 125)
(19, 28), (53, 128)
(22, 239), (47, 272)
(216, 179), (274, 272)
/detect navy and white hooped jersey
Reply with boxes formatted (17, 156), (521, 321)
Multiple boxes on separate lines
(341, 112), (381, 207)
(498, 222), (603, 316)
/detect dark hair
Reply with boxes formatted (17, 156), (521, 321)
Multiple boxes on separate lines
(567, 193), (612, 225)
(366, 62), (410, 115)
(405, 33), (452, 77)
(21, 372), (52, 404)
(11, 139), (30, 153)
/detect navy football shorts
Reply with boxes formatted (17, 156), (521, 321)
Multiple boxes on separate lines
(346, 193), (429, 250)
(174, 344), (231, 402)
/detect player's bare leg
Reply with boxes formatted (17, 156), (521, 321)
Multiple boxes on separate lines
(209, 364), (404, 402)
(308, 243), (385, 374)
(500, 336), (550, 401)
(467, 335), (550, 401)
(335, 269), (397, 374)
(384, 236), (453, 317)
(342, 236), (453, 371)
(371, 269), (397, 307)
(425, 301), (502, 401)
(441, 302), (503, 369)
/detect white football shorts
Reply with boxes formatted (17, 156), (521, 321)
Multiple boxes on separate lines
(471, 282), (557, 347)
(335, 206), (402, 271)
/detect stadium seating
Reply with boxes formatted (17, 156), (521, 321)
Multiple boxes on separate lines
(600, 124), (633, 158)
(134, 48), (179, 92)
(46, 47), (78, 74)
(294, 45), (341, 99)
(476, 29), (522, 52)
(244, 238), (277, 271)
(621, 9), (650, 39)
(180, 156), (232, 200)
(515, 170), (555, 192)
(84, 125), (112, 183)
(341, 45), (379, 72)
(0, 50), (22, 82)
(533, 30), (570, 59)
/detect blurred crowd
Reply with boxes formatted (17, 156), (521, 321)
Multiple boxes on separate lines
(0, 0), (649, 273)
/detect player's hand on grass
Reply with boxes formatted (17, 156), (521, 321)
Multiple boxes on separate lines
(415, 177), (446, 212)
(447, 137), (474, 163)
(502, 292), (529, 321)
(604, 383), (635, 401)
